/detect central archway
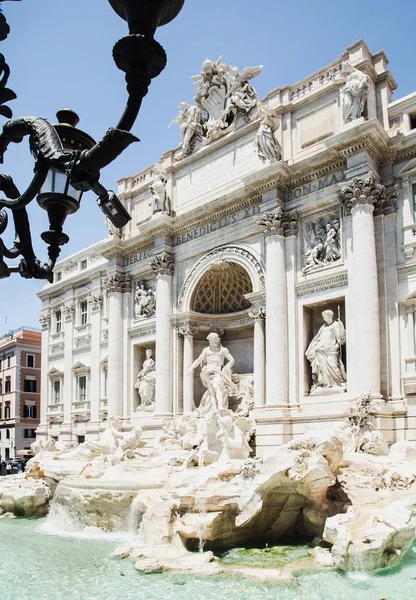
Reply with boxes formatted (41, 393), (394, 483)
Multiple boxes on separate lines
(191, 261), (252, 314)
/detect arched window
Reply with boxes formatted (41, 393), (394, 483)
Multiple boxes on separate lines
(5, 377), (11, 394)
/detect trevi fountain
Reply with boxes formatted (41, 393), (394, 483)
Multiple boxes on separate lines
(2, 27), (416, 600)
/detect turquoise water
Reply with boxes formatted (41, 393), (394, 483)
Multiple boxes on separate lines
(1, 518), (416, 600)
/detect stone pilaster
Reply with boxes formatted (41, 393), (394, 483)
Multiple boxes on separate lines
(340, 174), (382, 396)
(178, 326), (198, 413)
(257, 208), (294, 406)
(88, 294), (102, 428)
(37, 311), (51, 436)
(151, 252), (174, 415)
(104, 273), (132, 418)
(248, 308), (266, 408)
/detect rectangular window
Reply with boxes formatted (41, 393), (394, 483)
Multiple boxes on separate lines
(5, 377), (11, 394)
(26, 354), (35, 368)
(80, 301), (88, 326)
(81, 259), (87, 270)
(78, 375), (87, 402)
(0, 359), (2, 370)
(23, 378), (37, 393)
(56, 271), (62, 281)
(23, 404), (37, 419)
(0, 379), (2, 395)
(410, 113), (416, 131)
(55, 310), (62, 334)
(52, 380), (61, 404)
(7, 356), (10, 368)
(4, 403), (10, 419)
(24, 429), (36, 438)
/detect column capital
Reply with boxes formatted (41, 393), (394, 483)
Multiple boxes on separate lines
(257, 208), (298, 237)
(374, 185), (398, 217)
(339, 173), (385, 215)
(39, 310), (51, 330)
(150, 251), (174, 276)
(63, 302), (75, 321)
(178, 326), (199, 337)
(89, 293), (103, 312)
(249, 307), (266, 321)
(104, 273), (132, 294)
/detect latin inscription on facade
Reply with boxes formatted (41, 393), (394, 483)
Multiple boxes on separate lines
(174, 204), (261, 247)
(288, 171), (346, 201)
(124, 248), (153, 268)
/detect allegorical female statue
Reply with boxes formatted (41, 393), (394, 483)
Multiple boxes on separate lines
(305, 310), (346, 395)
(188, 332), (237, 415)
(134, 349), (156, 409)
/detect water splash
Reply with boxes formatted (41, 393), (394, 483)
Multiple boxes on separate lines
(195, 496), (207, 553)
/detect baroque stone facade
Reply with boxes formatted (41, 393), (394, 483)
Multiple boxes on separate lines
(37, 40), (416, 452)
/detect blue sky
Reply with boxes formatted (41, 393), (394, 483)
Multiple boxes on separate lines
(0, 0), (415, 333)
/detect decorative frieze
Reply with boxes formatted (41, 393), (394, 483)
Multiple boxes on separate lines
(339, 174), (385, 214)
(257, 208), (298, 237)
(103, 273), (132, 294)
(150, 252), (174, 276)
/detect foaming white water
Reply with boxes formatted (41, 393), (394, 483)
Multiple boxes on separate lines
(347, 571), (372, 583)
(126, 493), (144, 534)
(39, 502), (143, 544)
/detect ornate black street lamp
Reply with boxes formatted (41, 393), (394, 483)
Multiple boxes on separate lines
(0, 0), (185, 282)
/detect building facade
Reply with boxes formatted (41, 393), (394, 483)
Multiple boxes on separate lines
(37, 40), (416, 453)
(0, 328), (41, 460)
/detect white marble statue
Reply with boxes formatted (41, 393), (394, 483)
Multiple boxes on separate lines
(340, 61), (370, 124)
(188, 332), (237, 415)
(134, 282), (156, 319)
(174, 57), (262, 152)
(31, 436), (57, 455)
(134, 349), (156, 410)
(171, 102), (202, 154)
(254, 106), (282, 162)
(149, 162), (170, 214)
(305, 310), (346, 394)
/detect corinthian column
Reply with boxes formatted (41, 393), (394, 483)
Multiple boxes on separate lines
(37, 311), (51, 437)
(248, 308), (266, 408)
(179, 326), (198, 413)
(340, 174), (383, 396)
(151, 252), (174, 415)
(104, 273), (132, 418)
(257, 208), (290, 406)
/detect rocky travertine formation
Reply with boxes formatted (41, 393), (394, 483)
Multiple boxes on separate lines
(0, 474), (51, 517)
(1, 395), (416, 574)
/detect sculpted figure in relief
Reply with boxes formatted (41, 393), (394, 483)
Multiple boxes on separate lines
(149, 162), (171, 215)
(188, 332), (238, 415)
(340, 61), (370, 124)
(303, 216), (341, 274)
(305, 310), (346, 395)
(254, 106), (282, 163)
(134, 282), (156, 318)
(134, 349), (156, 410)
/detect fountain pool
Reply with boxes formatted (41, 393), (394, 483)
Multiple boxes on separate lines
(1, 518), (415, 600)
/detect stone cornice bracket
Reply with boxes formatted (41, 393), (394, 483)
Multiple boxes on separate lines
(249, 307), (266, 320)
(89, 293), (103, 312)
(39, 311), (51, 330)
(257, 208), (298, 237)
(178, 326), (199, 337)
(103, 273), (132, 294)
(374, 185), (398, 217)
(150, 252), (174, 276)
(339, 173), (385, 215)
